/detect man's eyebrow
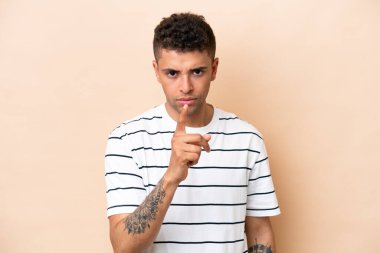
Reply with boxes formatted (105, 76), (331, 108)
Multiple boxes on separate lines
(161, 66), (208, 72)
(191, 66), (208, 71)
(161, 68), (179, 72)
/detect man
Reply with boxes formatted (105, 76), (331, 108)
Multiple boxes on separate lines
(105, 13), (280, 253)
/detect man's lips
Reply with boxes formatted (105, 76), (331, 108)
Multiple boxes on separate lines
(176, 98), (197, 105)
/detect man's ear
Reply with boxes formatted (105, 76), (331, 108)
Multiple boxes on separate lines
(152, 60), (160, 81)
(211, 57), (219, 81)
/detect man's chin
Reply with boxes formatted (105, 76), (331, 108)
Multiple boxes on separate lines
(181, 104), (195, 113)
(167, 101), (202, 115)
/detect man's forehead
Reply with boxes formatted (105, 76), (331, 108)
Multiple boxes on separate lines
(156, 49), (212, 68)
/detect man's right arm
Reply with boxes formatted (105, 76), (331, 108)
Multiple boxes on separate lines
(108, 105), (211, 253)
(109, 174), (179, 253)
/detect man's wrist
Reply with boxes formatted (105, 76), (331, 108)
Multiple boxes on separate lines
(163, 169), (182, 189)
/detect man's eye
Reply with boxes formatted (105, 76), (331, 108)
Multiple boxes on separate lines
(193, 69), (204, 76)
(167, 70), (177, 77)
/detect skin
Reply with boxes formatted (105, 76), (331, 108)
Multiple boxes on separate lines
(246, 216), (276, 253)
(108, 49), (276, 253)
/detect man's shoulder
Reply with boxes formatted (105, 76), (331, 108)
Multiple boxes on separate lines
(108, 105), (164, 139)
(215, 107), (263, 139)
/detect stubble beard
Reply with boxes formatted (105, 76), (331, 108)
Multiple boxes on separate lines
(173, 100), (206, 118)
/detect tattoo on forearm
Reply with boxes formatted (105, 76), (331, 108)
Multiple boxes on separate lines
(248, 238), (273, 253)
(123, 179), (166, 234)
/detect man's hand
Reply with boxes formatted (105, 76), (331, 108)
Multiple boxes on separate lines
(166, 104), (211, 184)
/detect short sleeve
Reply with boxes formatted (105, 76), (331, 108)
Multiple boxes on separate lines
(246, 138), (280, 217)
(104, 132), (146, 217)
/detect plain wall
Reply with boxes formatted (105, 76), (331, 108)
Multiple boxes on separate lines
(1, 0), (379, 252)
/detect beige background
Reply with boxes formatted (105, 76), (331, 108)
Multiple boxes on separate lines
(1, 0), (379, 252)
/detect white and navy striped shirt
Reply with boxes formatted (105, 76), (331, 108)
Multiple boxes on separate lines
(105, 104), (280, 253)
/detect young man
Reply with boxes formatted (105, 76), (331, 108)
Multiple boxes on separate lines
(105, 13), (280, 253)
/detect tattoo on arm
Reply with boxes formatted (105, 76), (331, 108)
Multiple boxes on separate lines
(248, 238), (273, 253)
(123, 179), (166, 234)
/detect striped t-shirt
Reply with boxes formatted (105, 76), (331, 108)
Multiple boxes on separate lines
(105, 104), (280, 253)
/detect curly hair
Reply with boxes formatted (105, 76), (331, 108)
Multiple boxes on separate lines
(153, 13), (216, 60)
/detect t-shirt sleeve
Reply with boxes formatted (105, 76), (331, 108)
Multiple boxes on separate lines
(104, 132), (146, 217)
(246, 138), (281, 217)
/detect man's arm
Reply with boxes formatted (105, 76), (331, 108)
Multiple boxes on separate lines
(109, 175), (179, 253)
(245, 216), (276, 253)
(108, 105), (211, 253)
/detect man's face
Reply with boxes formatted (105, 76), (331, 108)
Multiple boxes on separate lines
(153, 49), (219, 120)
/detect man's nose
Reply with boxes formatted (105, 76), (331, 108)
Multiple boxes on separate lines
(180, 75), (193, 94)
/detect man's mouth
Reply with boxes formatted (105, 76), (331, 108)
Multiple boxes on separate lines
(176, 98), (197, 105)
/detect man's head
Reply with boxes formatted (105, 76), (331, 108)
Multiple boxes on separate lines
(153, 13), (216, 61)
(152, 13), (218, 126)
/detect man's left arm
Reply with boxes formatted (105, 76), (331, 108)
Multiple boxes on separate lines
(245, 216), (276, 253)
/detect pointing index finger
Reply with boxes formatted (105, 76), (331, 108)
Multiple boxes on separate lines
(175, 104), (188, 134)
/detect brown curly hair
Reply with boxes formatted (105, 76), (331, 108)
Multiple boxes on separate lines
(153, 13), (216, 60)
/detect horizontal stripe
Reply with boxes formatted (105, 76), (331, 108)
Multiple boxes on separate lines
(107, 204), (139, 210)
(105, 172), (142, 179)
(249, 174), (271, 181)
(137, 165), (251, 170)
(247, 206), (279, 211)
(162, 220), (245, 225)
(219, 117), (239, 120)
(191, 166), (251, 170)
(132, 147), (171, 152)
(255, 157), (268, 164)
(111, 130), (263, 139)
(109, 130), (174, 140)
(210, 148), (260, 153)
(106, 187), (146, 193)
(207, 131), (262, 139)
(179, 184), (247, 188)
(105, 154), (132, 158)
(139, 165), (168, 169)
(145, 184), (247, 188)
(124, 116), (163, 125)
(108, 135), (124, 140)
(108, 136), (123, 140)
(113, 116), (163, 129)
(154, 239), (244, 244)
(128, 130), (174, 136)
(247, 190), (275, 196)
(130, 147), (260, 153)
(171, 202), (246, 207)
